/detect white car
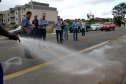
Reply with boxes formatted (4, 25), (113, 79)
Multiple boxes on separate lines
(9, 26), (21, 35)
(90, 24), (101, 31)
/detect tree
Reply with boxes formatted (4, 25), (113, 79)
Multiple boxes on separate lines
(112, 2), (126, 26)
(87, 12), (94, 24)
(113, 16), (122, 27)
(112, 2), (126, 18)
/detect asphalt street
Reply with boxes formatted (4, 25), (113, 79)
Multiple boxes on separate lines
(0, 27), (126, 84)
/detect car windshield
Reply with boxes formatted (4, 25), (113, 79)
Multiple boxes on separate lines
(103, 23), (110, 25)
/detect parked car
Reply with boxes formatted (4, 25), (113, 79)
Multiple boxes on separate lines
(101, 22), (115, 31)
(9, 26), (21, 35)
(89, 24), (101, 31)
(70, 22), (90, 33)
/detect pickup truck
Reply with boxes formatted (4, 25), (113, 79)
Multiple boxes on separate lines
(101, 22), (115, 31)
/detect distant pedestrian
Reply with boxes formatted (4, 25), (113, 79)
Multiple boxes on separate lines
(64, 20), (69, 40)
(81, 19), (86, 39)
(72, 19), (79, 41)
(32, 15), (38, 38)
(55, 16), (63, 43)
(21, 11), (35, 59)
(61, 18), (64, 41)
(38, 13), (48, 41)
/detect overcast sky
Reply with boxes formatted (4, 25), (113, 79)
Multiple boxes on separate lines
(0, 0), (126, 19)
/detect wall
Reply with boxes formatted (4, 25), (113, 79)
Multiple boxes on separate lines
(25, 8), (58, 23)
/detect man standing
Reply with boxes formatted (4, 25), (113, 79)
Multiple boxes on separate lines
(21, 11), (35, 37)
(38, 13), (48, 41)
(32, 15), (38, 38)
(72, 19), (79, 41)
(61, 18), (64, 41)
(55, 16), (63, 43)
(21, 11), (35, 59)
(0, 25), (20, 84)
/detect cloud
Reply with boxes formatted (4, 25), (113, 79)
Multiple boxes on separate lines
(101, 11), (111, 16)
(85, 0), (117, 4)
(0, 0), (24, 11)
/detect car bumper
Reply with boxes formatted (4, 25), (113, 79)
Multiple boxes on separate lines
(101, 28), (109, 30)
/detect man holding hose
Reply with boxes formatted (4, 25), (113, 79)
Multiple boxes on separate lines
(0, 24), (20, 84)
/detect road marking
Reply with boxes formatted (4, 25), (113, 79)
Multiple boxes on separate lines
(4, 34), (126, 80)
(11, 46), (22, 48)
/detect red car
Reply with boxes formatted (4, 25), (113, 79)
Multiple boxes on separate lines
(101, 22), (115, 31)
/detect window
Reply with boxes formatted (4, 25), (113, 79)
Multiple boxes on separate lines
(8, 19), (9, 21)
(4, 20), (5, 22)
(22, 11), (23, 13)
(16, 12), (17, 15)
(4, 14), (5, 17)
(16, 18), (18, 20)
(8, 14), (9, 16)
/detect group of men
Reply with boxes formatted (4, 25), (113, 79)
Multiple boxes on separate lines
(21, 11), (48, 41)
(21, 11), (65, 43)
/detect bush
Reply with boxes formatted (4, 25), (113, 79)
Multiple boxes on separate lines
(9, 25), (18, 30)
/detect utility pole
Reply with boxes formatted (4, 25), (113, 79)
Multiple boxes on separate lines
(31, 0), (33, 21)
(87, 11), (94, 25)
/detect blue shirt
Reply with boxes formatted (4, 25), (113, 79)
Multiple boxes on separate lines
(21, 17), (31, 33)
(72, 22), (78, 29)
(32, 19), (38, 30)
(0, 24), (1, 27)
(55, 20), (62, 31)
(38, 18), (48, 29)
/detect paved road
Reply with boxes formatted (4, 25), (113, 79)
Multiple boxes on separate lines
(0, 27), (126, 84)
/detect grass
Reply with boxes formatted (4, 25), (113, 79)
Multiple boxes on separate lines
(46, 31), (53, 34)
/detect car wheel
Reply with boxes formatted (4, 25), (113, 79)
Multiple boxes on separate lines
(101, 29), (103, 31)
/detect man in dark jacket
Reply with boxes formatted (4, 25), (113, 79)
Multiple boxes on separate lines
(61, 19), (64, 41)
(32, 15), (38, 38)
(0, 25), (20, 84)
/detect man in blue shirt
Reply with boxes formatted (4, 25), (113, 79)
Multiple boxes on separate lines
(72, 19), (79, 41)
(38, 13), (48, 41)
(32, 15), (38, 38)
(21, 11), (35, 59)
(55, 16), (63, 43)
(21, 11), (35, 37)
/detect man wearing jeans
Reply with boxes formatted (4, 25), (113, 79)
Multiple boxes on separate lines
(0, 26), (20, 84)
(21, 11), (35, 59)
(55, 16), (63, 43)
(38, 13), (48, 41)
(72, 19), (79, 41)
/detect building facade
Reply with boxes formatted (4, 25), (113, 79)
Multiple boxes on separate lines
(0, 1), (58, 27)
